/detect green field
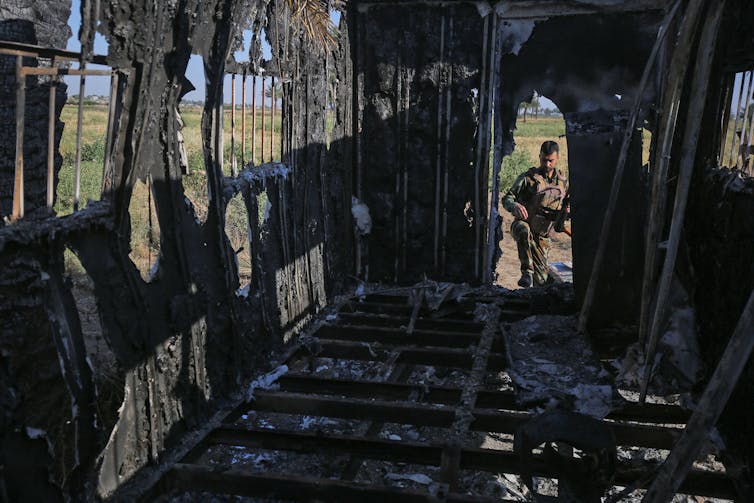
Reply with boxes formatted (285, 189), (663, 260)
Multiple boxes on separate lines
(61, 103), (632, 280)
(58, 101), (284, 281)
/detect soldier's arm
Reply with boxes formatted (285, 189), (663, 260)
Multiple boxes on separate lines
(501, 173), (527, 213)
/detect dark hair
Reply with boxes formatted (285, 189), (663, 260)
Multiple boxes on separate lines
(540, 141), (559, 156)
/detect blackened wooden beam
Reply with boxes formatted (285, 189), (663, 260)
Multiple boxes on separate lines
(161, 463), (516, 503)
(179, 426), (736, 500)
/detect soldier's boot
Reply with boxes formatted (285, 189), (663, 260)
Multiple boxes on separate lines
(518, 271), (534, 288)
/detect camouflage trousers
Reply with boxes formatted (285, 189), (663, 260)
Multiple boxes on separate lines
(510, 220), (551, 286)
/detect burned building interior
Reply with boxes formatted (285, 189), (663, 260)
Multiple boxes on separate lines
(1, 0), (754, 501)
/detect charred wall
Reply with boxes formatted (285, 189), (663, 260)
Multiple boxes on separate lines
(352, 3), (661, 323)
(0, 0), (349, 500)
(683, 168), (754, 492)
(353, 2), (490, 284)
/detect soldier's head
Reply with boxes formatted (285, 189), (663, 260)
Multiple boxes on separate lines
(539, 141), (560, 171)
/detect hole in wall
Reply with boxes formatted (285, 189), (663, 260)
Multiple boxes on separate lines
(226, 192), (252, 289)
(495, 93), (572, 289)
(55, 74), (110, 215)
(63, 247), (124, 436)
(128, 177), (161, 282)
(51, 3), (113, 215)
(179, 55), (211, 224)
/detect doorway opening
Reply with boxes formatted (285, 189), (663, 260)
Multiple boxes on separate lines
(494, 93), (573, 289)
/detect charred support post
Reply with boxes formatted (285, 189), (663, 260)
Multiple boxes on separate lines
(638, 0), (705, 345)
(640, 0), (724, 403)
(578, 0), (680, 332)
(74, 64), (86, 211)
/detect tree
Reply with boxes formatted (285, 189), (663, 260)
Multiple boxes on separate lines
(530, 93), (540, 119)
(264, 82), (283, 99)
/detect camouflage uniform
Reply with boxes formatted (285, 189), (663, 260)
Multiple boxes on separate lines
(502, 167), (567, 286)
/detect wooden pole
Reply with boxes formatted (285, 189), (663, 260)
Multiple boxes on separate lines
(577, 0), (681, 332)
(251, 75), (257, 165)
(12, 55), (25, 221)
(241, 71), (246, 167)
(643, 289), (753, 502)
(74, 66), (87, 212)
(728, 72), (747, 166)
(640, 0), (725, 404)
(47, 73), (56, 209)
(271, 76), (276, 161)
(638, 0), (706, 346)
(261, 76), (266, 164)
(230, 73), (236, 176)
(737, 71), (754, 167)
(102, 72), (118, 195)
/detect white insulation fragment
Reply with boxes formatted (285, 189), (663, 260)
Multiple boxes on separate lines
(386, 473), (434, 485)
(247, 365), (289, 401)
(351, 196), (372, 235)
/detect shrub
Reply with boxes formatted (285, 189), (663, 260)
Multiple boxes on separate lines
(498, 147), (534, 192)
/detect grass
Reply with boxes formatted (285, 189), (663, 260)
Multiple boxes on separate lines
(496, 116), (569, 193)
(59, 105), (618, 279)
(58, 101), (283, 279)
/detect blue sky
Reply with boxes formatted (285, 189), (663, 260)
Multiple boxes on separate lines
(66, 0), (340, 104)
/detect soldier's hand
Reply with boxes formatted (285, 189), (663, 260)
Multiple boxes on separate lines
(512, 203), (528, 220)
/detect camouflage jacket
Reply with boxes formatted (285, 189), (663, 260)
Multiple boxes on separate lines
(502, 167), (567, 235)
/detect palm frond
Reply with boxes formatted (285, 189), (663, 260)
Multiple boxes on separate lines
(285, 0), (342, 50)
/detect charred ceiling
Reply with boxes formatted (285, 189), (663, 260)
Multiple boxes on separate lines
(0, 0), (752, 501)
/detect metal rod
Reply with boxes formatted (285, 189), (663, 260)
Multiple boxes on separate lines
(728, 71), (746, 166)
(74, 66), (87, 212)
(270, 77), (276, 161)
(578, 0), (682, 332)
(12, 55), (25, 221)
(231, 73), (236, 176)
(20, 67), (111, 76)
(261, 76), (266, 163)
(640, 0), (724, 403)
(0, 40), (107, 65)
(251, 75), (257, 165)
(47, 75), (56, 209)
(241, 72), (246, 167)
(434, 16), (446, 271)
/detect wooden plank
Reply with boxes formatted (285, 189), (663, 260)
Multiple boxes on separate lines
(640, 0), (725, 403)
(638, 0), (707, 345)
(162, 463), (514, 503)
(577, 0), (681, 331)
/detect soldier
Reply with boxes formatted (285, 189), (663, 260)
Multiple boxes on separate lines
(502, 140), (568, 288)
